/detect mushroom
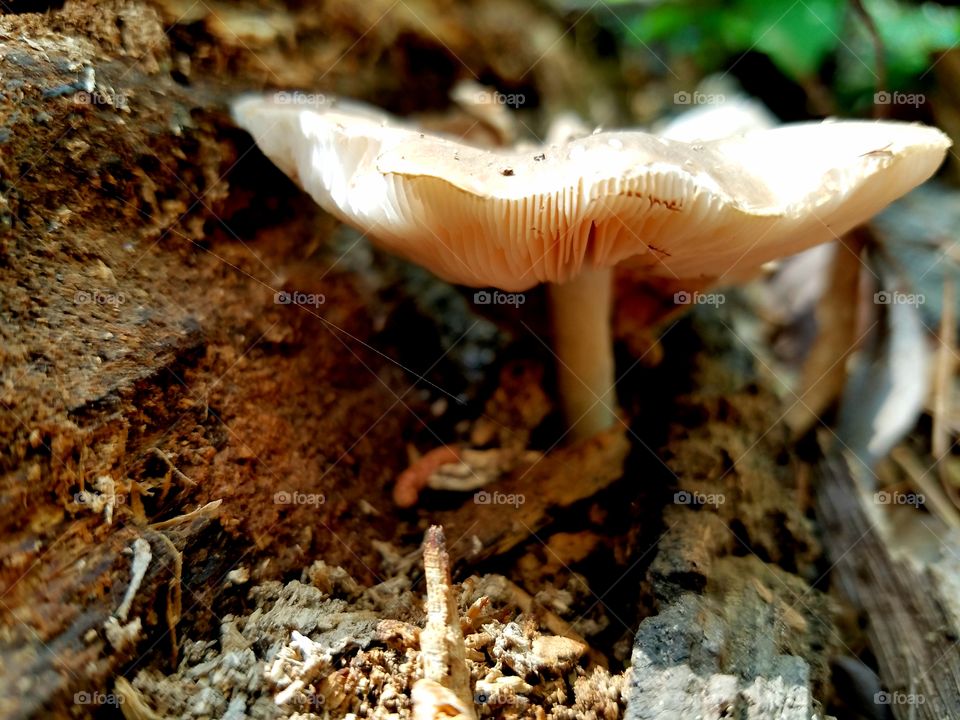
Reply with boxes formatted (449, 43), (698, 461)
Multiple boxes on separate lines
(231, 94), (950, 441)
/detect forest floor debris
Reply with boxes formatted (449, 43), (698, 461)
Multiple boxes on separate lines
(128, 552), (629, 720)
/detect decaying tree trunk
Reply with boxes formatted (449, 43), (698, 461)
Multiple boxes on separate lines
(618, 325), (836, 720)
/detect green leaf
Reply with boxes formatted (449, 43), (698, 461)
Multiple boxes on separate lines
(627, 4), (701, 42)
(865, 0), (960, 78)
(738, 0), (845, 79)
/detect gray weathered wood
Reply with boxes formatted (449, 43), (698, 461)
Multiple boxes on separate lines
(815, 449), (960, 719)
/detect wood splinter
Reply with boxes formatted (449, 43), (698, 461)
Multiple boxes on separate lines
(413, 526), (477, 720)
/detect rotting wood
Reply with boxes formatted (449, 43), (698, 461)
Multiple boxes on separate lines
(427, 426), (630, 567)
(627, 557), (830, 720)
(625, 342), (836, 719)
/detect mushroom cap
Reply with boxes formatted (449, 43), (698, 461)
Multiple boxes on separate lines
(233, 94), (950, 292)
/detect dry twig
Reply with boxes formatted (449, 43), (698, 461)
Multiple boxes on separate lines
(414, 526), (477, 720)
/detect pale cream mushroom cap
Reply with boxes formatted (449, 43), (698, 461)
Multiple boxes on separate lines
(232, 95), (949, 293)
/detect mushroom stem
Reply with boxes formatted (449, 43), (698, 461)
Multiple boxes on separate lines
(548, 266), (617, 441)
